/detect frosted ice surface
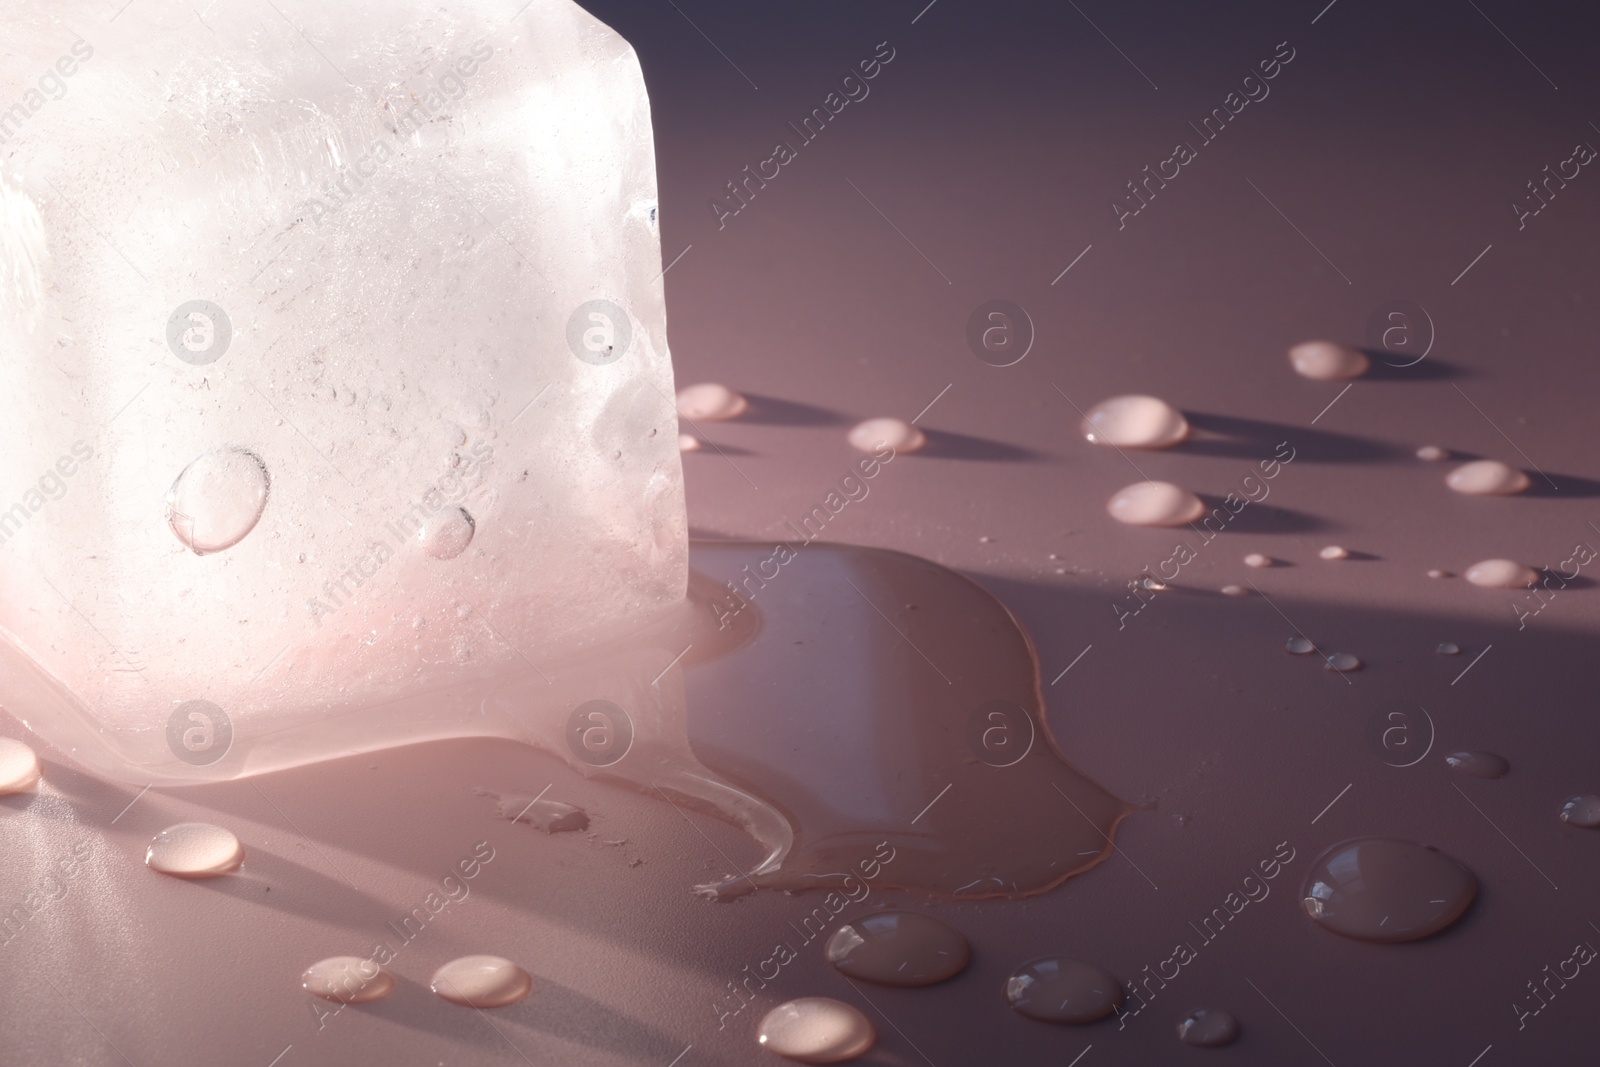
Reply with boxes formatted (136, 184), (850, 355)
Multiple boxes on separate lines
(0, 0), (686, 780)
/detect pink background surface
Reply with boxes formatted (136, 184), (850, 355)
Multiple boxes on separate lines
(7, 0), (1600, 1064)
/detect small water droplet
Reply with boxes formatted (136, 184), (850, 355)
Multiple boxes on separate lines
(1176, 1007), (1239, 1047)
(302, 956), (395, 1003)
(1416, 444), (1450, 462)
(848, 417), (925, 454)
(678, 433), (700, 452)
(1220, 584), (1249, 597)
(1465, 559), (1537, 589)
(1445, 751), (1508, 779)
(1106, 481), (1205, 527)
(1319, 545), (1350, 561)
(1244, 552), (1273, 568)
(1004, 957), (1123, 1023)
(145, 822), (244, 878)
(419, 507), (475, 561)
(0, 737), (41, 793)
(166, 447), (270, 555)
(430, 955), (532, 1007)
(296, 553), (307, 563)
(1426, 568), (1451, 579)
(1436, 642), (1460, 655)
(1446, 459), (1530, 496)
(1323, 652), (1362, 672)
(1080, 394), (1189, 449)
(757, 998), (875, 1063)
(824, 912), (969, 986)
(1559, 795), (1600, 828)
(1300, 838), (1476, 941)
(1288, 340), (1369, 380)
(1285, 636), (1315, 655)
(676, 382), (747, 420)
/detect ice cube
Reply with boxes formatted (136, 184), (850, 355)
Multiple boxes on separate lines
(0, 0), (686, 781)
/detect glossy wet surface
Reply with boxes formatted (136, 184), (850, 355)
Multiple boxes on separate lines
(4, 1), (1600, 1064)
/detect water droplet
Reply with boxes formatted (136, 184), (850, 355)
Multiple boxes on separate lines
(1139, 574), (1168, 591)
(0, 737), (41, 793)
(1427, 568), (1451, 579)
(145, 823), (244, 878)
(1288, 340), (1369, 381)
(1436, 642), (1460, 655)
(1300, 838), (1476, 942)
(1416, 444), (1450, 462)
(1244, 552), (1273, 568)
(1323, 652), (1362, 672)
(1220, 584), (1249, 597)
(1445, 751), (1508, 779)
(678, 433), (700, 452)
(1177, 1007), (1239, 1047)
(419, 506), (475, 561)
(1446, 460), (1530, 496)
(1559, 795), (1600, 828)
(847, 417), (926, 454)
(824, 912), (970, 986)
(1106, 481), (1205, 527)
(430, 955), (532, 1007)
(1285, 636), (1315, 655)
(1080, 394), (1189, 449)
(166, 447), (270, 555)
(1319, 545), (1350, 561)
(302, 956), (395, 1003)
(757, 998), (875, 1063)
(1465, 559), (1537, 589)
(495, 794), (589, 833)
(1005, 957), (1123, 1023)
(676, 382), (747, 421)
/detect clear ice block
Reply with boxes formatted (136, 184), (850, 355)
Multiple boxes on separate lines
(0, 0), (686, 781)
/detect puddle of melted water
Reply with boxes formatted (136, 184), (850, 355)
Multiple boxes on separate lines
(675, 542), (1130, 900)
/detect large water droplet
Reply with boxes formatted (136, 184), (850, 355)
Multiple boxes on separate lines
(757, 998), (875, 1063)
(1080, 394), (1189, 449)
(302, 956), (395, 1003)
(1323, 652), (1362, 673)
(1436, 642), (1461, 655)
(824, 912), (970, 987)
(1244, 552), (1273, 568)
(1300, 838), (1476, 942)
(1288, 340), (1369, 380)
(1005, 957), (1123, 1023)
(145, 823), (244, 878)
(1176, 1007), (1239, 1047)
(1319, 545), (1350, 561)
(676, 382), (747, 421)
(1106, 481), (1205, 527)
(166, 447), (270, 555)
(1445, 751), (1508, 779)
(1446, 460), (1530, 496)
(1559, 795), (1600, 828)
(848, 417), (925, 454)
(1285, 636), (1315, 655)
(0, 737), (41, 793)
(1465, 559), (1537, 589)
(419, 506), (475, 561)
(430, 955), (532, 1007)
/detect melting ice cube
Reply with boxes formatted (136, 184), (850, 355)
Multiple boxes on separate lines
(0, 0), (686, 779)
